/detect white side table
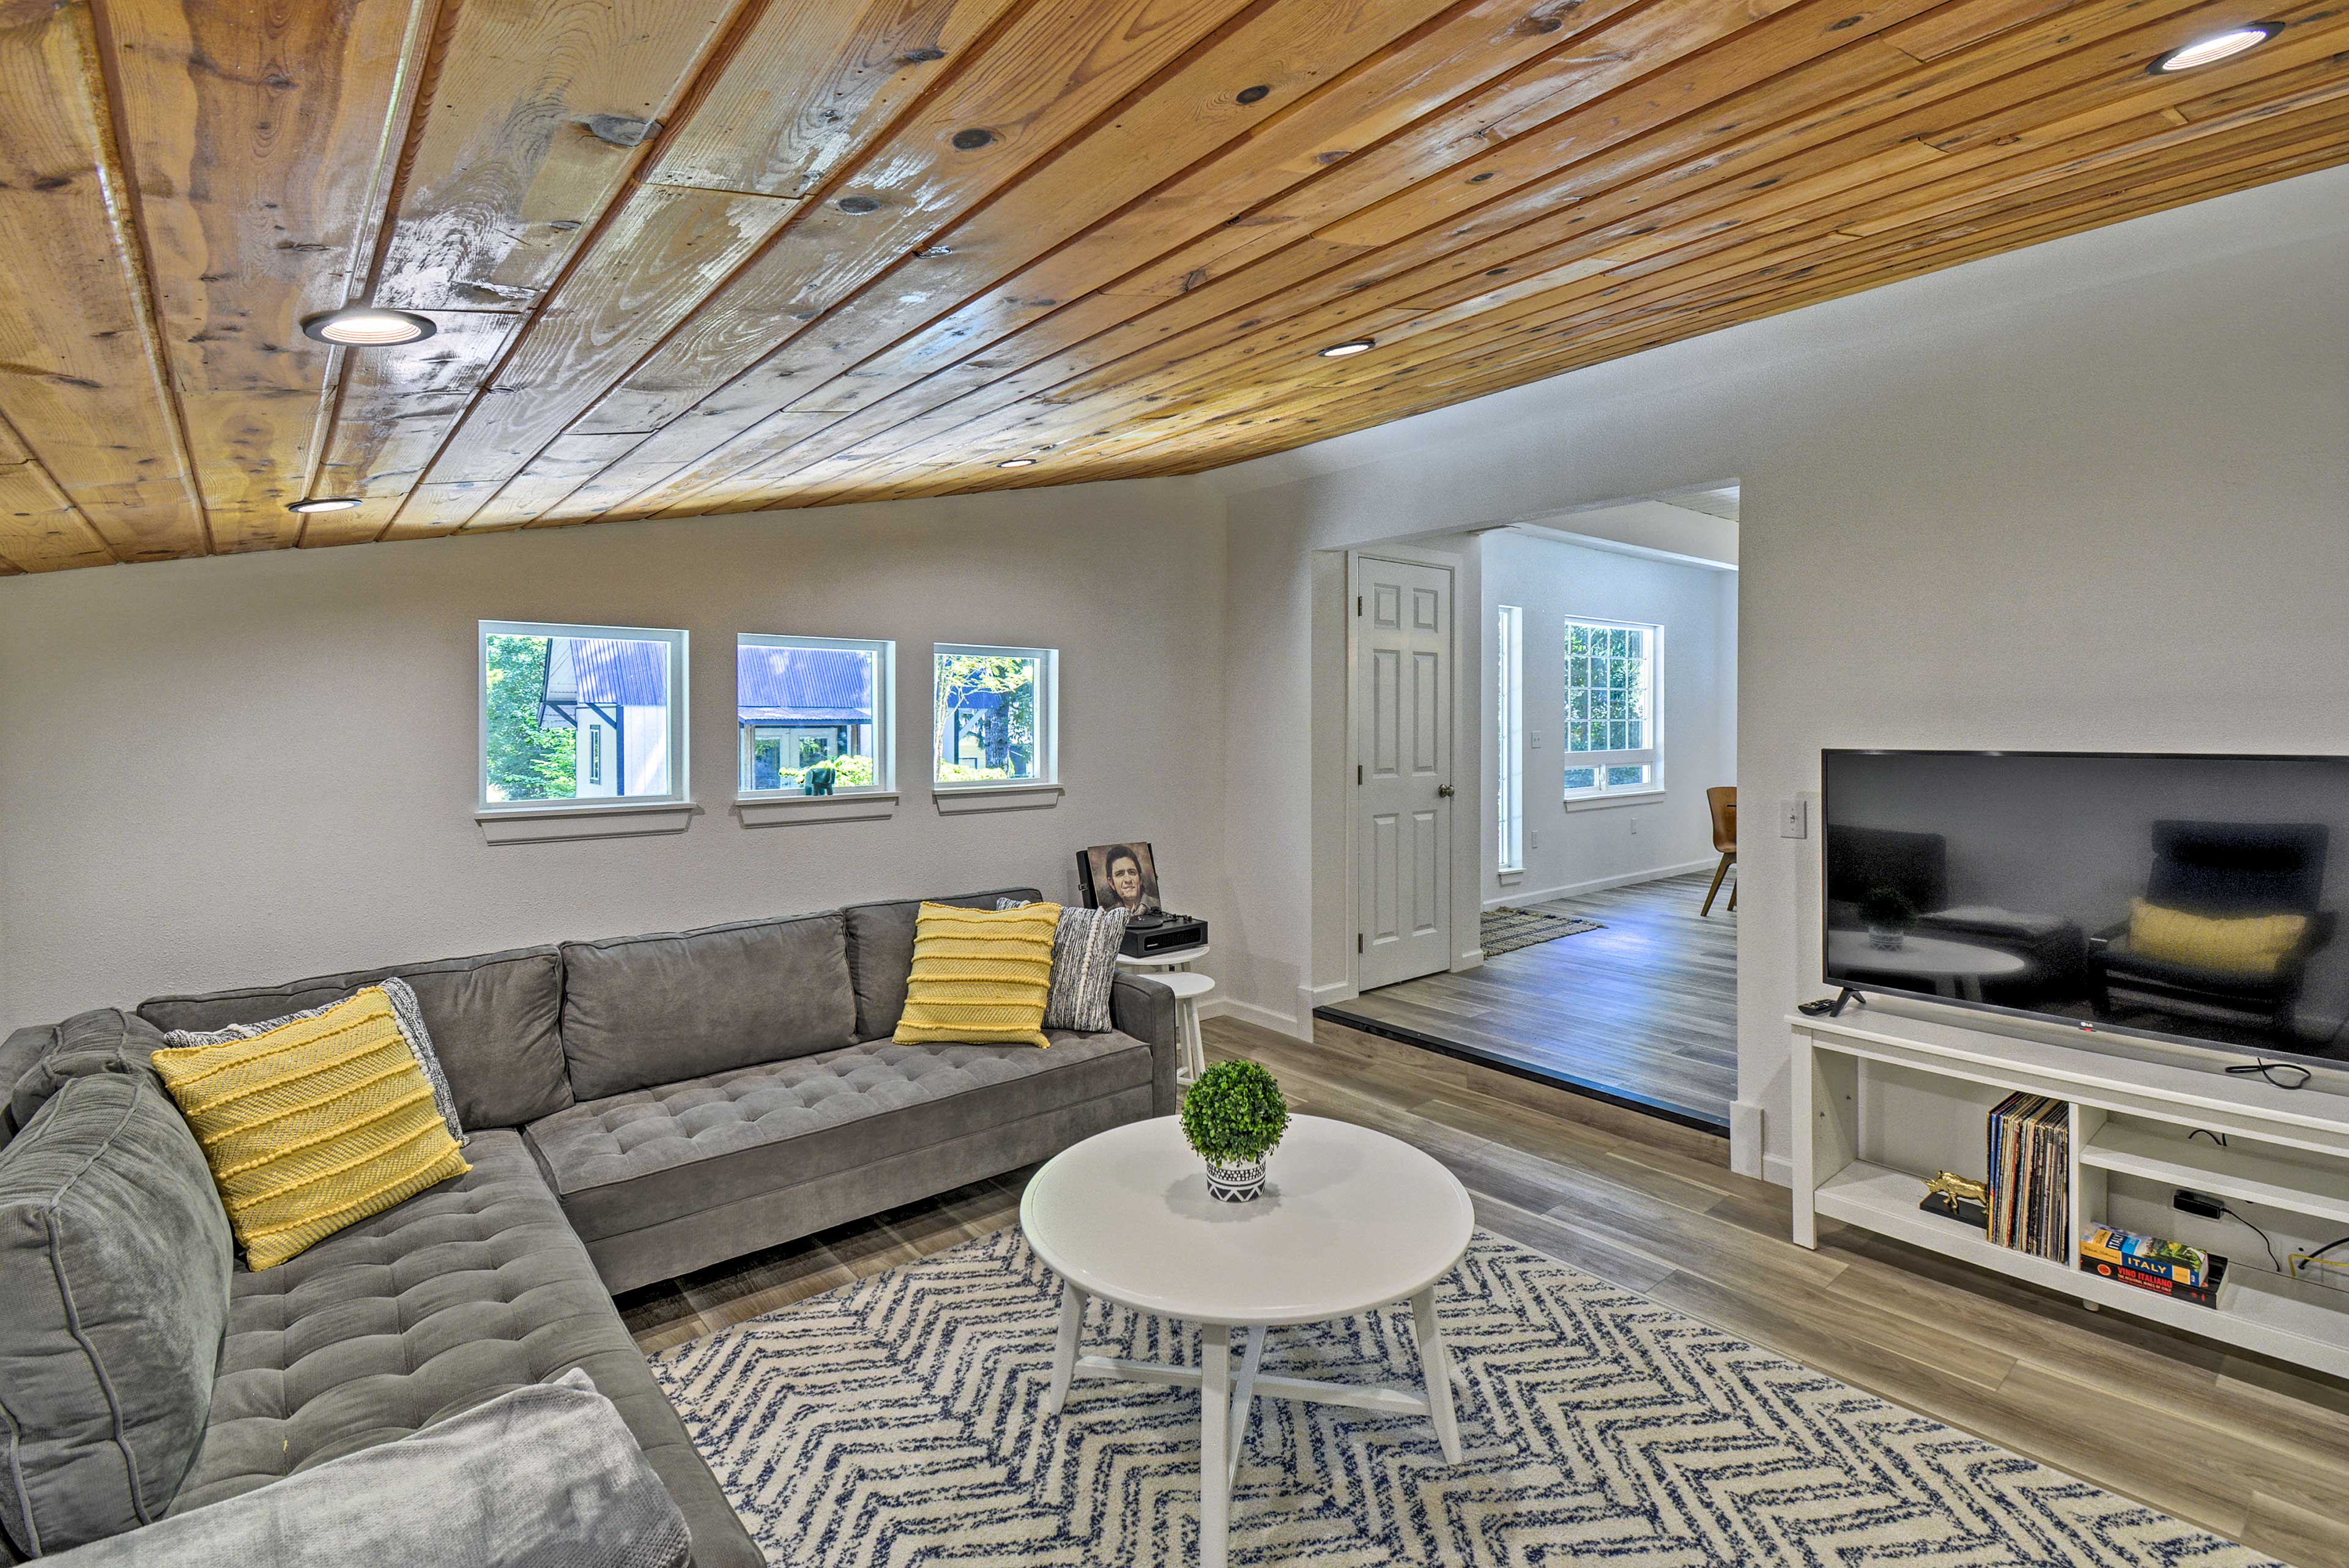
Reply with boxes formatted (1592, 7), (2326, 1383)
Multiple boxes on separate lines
(1022, 1116), (1475, 1568)
(1153, 971), (1214, 1083)
(1118, 944), (1212, 1084)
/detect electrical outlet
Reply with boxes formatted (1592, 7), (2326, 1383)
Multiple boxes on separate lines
(1529, 830), (1539, 850)
(1628, 818), (1639, 835)
(1779, 798), (1808, 839)
(1529, 731), (1542, 750)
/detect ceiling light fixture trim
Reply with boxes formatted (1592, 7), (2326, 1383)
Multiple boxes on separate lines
(286, 497), (362, 513)
(2148, 23), (2276, 72)
(1319, 337), (1376, 357)
(300, 306), (437, 346)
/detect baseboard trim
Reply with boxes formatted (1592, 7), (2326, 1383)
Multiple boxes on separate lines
(1730, 1099), (1766, 1179)
(1763, 1153), (1794, 1189)
(1483, 858), (1716, 911)
(1312, 1006), (1729, 1135)
(1298, 979), (1356, 1022)
(1198, 996), (1305, 1039)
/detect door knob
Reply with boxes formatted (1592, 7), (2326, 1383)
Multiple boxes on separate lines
(1436, 784), (1455, 797)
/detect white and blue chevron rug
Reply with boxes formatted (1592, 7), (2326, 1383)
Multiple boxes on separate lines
(650, 1228), (2274, 1567)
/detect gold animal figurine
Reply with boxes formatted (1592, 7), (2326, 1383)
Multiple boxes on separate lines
(1924, 1171), (1989, 1205)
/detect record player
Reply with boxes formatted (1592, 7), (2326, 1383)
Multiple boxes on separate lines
(1119, 908), (1208, 957)
(1074, 842), (1208, 957)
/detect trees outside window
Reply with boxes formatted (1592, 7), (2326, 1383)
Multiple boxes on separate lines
(1562, 618), (1660, 797)
(484, 633), (576, 801)
(479, 622), (686, 809)
(933, 645), (1055, 786)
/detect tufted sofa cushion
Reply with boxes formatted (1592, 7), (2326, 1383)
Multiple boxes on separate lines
(168, 1129), (757, 1568)
(527, 1031), (1151, 1246)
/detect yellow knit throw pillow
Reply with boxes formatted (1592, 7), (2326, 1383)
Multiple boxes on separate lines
(894, 901), (1061, 1048)
(151, 989), (470, 1269)
(2128, 897), (2309, 978)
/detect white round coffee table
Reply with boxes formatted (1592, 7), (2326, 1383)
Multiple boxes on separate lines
(1827, 930), (2028, 1000)
(1021, 1115), (1474, 1568)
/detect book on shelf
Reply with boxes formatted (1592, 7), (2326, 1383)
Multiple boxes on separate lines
(2081, 1225), (2229, 1308)
(1986, 1092), (2069, 1263)
(2081, 1224), (2214, 1285)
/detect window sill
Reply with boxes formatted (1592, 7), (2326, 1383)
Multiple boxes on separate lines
(1563, 789), (1666, 812)
(477, 800), (698, 844)
(1497, 867), (1525, 885)
(932, 782), (1063, 815)
(736, 791), (899, 827)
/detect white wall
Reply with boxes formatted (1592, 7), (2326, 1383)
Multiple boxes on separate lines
(1479, 528), (1736, 907)
(0, 482), (1232, 1030)
(1207, 162), (2349, 1181)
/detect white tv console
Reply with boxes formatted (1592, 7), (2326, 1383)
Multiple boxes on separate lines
(1791, 1003), (2349, 1380)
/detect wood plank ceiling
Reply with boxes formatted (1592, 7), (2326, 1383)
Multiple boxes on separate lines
(2, 0), (2343, 573)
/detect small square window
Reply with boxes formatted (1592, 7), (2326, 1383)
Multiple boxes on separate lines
(480, 622), (687, 810)
(737, 635), (893, 797)
(933, 644), (1056, 787)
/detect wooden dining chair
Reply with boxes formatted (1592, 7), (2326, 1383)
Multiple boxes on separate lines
(1702, 786), (1737, 916)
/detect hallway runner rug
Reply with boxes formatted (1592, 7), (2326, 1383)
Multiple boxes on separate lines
(650, 1227), (2274, 1567)
(1480, 905), (1602, 956)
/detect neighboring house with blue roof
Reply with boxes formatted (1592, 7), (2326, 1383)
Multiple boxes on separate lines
(736, 644), (876, 789)
(534, 639), (879, 798)
(538, 638), (674, 798)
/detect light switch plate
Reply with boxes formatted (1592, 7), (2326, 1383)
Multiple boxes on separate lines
(1779, 798), (1808, 839)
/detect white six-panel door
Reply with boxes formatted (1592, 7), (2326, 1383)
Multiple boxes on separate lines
(1354, 555), (1453, 990)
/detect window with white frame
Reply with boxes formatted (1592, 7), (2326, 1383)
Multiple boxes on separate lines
(1496, 604), (1524, 870)
(933, 644), (1056, 787)
(737, 634), (892, 797)
(480, 621), (688, 809)
(1562, 618), (1660, 797)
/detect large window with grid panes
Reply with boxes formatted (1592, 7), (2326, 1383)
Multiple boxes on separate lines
(1562, 617), (1660, 798)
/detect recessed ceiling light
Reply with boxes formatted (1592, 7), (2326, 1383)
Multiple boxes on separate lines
(1319, 338), (1376, 358)
(300, 306), (436, 346)
(286, 497), (362, 513)
(997, 457), (1036, 469)
(2150, 23), (2276, 72)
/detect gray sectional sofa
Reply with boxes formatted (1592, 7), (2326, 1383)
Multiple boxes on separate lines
(0, 886), (1179, 1565)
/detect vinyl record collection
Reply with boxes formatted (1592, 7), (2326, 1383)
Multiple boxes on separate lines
(1986, 1092), (2070, 1262)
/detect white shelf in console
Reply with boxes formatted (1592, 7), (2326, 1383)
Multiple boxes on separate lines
(1790, 1004), (2349, 1382)
(1818, 1157), (2349, 1377)
(2079, 1122), (2349, 1228)
(1816, 1161), (2077, 1293)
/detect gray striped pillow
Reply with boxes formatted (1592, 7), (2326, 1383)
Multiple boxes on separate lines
(999, 901), (1130, 1032)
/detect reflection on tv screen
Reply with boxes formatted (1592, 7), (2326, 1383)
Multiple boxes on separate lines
(1822, 751), (2349, 1065)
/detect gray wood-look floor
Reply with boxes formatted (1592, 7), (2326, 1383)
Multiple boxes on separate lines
(619, 1014), (2349, 1568)
(1324, 869), (1739, 1126)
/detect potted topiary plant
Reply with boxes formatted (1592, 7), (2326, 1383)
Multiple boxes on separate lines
(1180, 1059), (1290, 1203)
(1860, 885), (1918, 951)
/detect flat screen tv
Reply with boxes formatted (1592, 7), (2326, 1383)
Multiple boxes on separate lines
(1822, 750), (2349, 1069)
